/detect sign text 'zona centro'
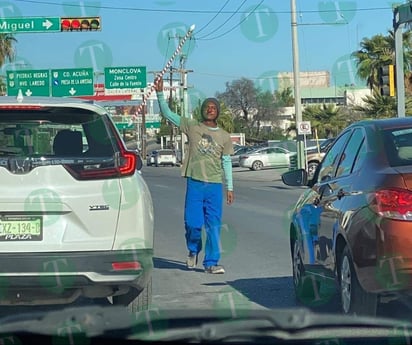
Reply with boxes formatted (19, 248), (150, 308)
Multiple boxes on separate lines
(104, 66), (147, 95)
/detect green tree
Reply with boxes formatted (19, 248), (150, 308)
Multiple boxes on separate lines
(216, 77), (258, 123)
(0, 33), (17, 95)
(302, 104), (346, 138)
(352, 33), (393, 90)
(353, 91), (397, 118)
(0, 33), (16, 66)
(192, 100), (234, 133)
(274, 87), (294, 107)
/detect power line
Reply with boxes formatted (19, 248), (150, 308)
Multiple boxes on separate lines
(197, 0), (248, 40)
(195, 0), (231, 35)
(12, 0), (394, 15)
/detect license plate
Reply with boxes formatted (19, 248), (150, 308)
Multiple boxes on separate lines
(0, 216), (43, 241)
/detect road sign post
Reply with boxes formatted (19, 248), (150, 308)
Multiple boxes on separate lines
(6, 69), (50, 96)
(0, 17), (60, 33)
(104, 66), (147, 95)
(51, 68), (94, 97)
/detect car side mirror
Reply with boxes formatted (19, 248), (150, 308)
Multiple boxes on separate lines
(281, 169), (308, 186)
(133, 151), (143, 171)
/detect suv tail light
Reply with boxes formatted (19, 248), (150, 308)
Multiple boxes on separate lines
(369, 188), (412, 220)
(64, 150), (137, 180)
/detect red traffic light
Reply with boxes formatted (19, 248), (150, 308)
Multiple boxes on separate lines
(61, 17), (101, 31)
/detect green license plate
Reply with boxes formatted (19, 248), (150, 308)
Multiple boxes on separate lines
(0, 216), (43, 241)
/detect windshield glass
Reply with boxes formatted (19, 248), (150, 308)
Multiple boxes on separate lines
(1, 1), (411, 344)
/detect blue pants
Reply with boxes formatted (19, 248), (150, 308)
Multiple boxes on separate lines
(184, 178), (223, 268)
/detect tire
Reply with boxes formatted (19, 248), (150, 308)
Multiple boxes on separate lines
(307, 161), (319, 180)
(252, 160), (263, 171)
(112, 277), (152, 313)
(339, 246), (377, 316)
(292, 239), (321, 305)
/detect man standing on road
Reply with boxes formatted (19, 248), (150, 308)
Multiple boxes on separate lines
(154, 78), (234, 274)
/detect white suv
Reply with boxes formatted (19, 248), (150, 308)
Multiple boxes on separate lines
(0, 96), (154, 311)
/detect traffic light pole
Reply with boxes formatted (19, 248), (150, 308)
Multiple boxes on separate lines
(393, 3), (410, 117)
(394, 24), (405, 117)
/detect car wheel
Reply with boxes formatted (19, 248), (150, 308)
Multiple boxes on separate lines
(292, 239), (319, 304)
(112, 277), (152, 312)
(339, 246), (377, 316)
(307, 161), (318, 179)
(252, 160), (263, 171)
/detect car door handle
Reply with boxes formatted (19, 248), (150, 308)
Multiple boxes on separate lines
(337, 188), (345, 200)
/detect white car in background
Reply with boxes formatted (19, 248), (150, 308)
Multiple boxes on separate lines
(0, 96), (154, 312)
(239, 146), (297, 171)
(155, 149), (177, 166)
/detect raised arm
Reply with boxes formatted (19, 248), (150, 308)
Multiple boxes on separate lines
(154, 78), (181, 127)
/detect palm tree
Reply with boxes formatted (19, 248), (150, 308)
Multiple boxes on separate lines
(302, 104), (346, 138)
(274, 87), (294, 107)
(352, 33), (393, 90)
(353, 91), (397, 118)
(0, 33), (17, 95)
(0, 33), (16, 66)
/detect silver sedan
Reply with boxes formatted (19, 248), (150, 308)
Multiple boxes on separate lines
(239, 146), (297, 171)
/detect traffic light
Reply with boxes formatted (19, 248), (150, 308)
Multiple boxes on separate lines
(378, 64), (396, 97)
(60, 17), (101, 31)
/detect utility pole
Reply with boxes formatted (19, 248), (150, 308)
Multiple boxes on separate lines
(141, 91), (147, 158)
(291, 0), (305, 170)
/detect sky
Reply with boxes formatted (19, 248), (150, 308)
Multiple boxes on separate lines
(0, 0), (405, 106)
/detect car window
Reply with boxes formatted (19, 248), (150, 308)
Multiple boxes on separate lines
(317, 130), (351, 182)
(384, 128), (412, 167)
(0, 112), (114, 157)
(273, 147), (286, 154)
(335, 128), (365, 178)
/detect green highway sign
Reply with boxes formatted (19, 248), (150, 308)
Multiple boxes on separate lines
(115, 122), (135, 130)
(104, 66), (147, 95)
(51, 68), (94, 97)
(0, 17), (60, 33)
(6, 69), (50, 96)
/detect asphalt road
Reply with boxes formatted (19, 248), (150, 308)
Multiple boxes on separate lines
(146, 165), (312, 312)
(145, 165), (412, 321)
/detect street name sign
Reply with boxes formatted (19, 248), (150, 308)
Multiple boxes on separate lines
(104, 66), (147, 95)
(6, 69), (50, 96)
(51, 68), (94, 97)
(0, 17), (60, 33)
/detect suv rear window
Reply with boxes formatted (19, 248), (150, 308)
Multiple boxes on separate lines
(0, 105), (136, 179)
(157, 150), (175, 156)
(0, 108), (114, 157)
